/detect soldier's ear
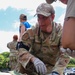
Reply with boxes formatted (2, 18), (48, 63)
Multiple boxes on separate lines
(51, 14), (55, 21)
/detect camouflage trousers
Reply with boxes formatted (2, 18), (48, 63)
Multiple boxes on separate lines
(9, 52), (70, 75)
(14, 53), (70, 75)
(15, 62), (40, 75)
(9, 56), (18, 70)
(13, 61), (54, 75)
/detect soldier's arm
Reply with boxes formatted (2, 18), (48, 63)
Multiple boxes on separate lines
(18, 48), (47, 75)
(52, 24), (70, 75)
(7, 42), (11, 49)
(19, 24), (25, 42)
(18, 30), (36, 68)
(52, 47), (70, 75)
(18, 48), (35, 68)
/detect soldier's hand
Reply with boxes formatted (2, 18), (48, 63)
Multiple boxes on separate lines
(32, 58), (47, 75)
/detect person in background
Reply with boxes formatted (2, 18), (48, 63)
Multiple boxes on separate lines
(9, 3), (70, 75)
(46, 0), (75, 50)
(19, 14), (31, 42)
(7, 35), (18, 70)
(16, 14), (31, 50)
(60, 0), (75, 50)
(14, 14), (31, 74)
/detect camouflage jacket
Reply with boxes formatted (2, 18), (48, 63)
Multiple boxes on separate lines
(7, 40), (18, 56)
(17, 22), (70, 75)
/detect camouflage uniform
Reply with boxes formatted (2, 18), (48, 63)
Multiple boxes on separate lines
(10, 22), (70, 75)
(7, 40), (18, 70)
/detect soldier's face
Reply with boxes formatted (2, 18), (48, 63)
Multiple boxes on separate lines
(37, 14), (52, 33)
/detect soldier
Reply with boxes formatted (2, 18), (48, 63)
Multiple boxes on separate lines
(7, 35), (18, 70)
(19, 14), (31, 42)
(60, 0), (75, 50)
(9, 3), (70, 75)
(16, 14), (31, 50)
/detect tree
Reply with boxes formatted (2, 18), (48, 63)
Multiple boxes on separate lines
(0, 52), (10, 69)
(1, 52), (10, 58)
(69, 58), (75, 64)
(0, 54), (5, 68)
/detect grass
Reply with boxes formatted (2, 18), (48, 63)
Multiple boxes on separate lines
(67, 64), (75, 68)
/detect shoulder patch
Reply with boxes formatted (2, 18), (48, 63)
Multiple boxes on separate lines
(27, 29), (34, 40)
(22, 33), (29, 41)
